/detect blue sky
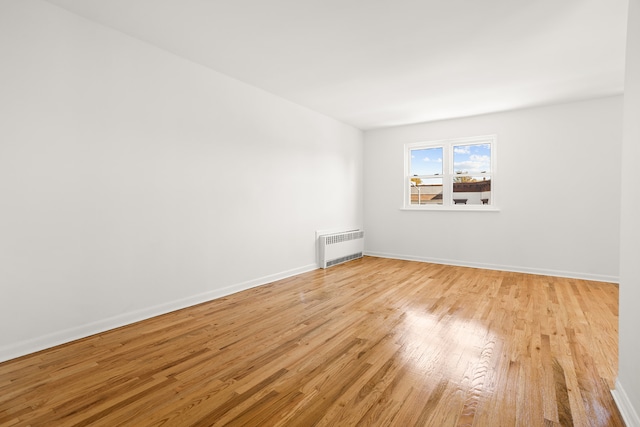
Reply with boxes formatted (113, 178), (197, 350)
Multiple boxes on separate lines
(411, 144), (491, 176)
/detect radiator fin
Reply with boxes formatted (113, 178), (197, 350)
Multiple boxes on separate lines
(326, 252), (363, 268)
(325, 230), (364, 245)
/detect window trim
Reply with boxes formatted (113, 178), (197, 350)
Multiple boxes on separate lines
(403, 135), (498, 210)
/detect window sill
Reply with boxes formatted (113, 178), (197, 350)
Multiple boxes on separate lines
(400, 206), (501, 212)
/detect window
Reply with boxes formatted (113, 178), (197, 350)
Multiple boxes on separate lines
(404, 135), (496, 209)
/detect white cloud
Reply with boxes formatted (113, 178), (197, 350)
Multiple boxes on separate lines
(454, 160), (490, 174)
(454, 146), (470, 154)
(423, 157), (430, 161)
(470, 154), (490, 163)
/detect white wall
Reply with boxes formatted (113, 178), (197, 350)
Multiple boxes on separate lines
(364, 96), (622, 281)
(615, 0), (640, 424)
(0, 0), (363, 362)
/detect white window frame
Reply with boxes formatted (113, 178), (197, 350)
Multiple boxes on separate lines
(403, 135), (498, 211)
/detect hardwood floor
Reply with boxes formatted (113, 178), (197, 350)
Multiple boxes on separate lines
(0, 257), (622, 426)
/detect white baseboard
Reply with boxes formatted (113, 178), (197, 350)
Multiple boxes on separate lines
(364, 251), (619, 283)
(0, 263), (318, 364)
(612, 379), (640, 427)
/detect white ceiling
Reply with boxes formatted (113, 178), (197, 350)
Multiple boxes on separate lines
(44, 0), (628, 130)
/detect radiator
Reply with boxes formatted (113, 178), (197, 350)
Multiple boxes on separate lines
(318, 229), (364, 268)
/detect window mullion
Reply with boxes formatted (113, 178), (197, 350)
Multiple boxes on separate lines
(443, 145), (452, 206)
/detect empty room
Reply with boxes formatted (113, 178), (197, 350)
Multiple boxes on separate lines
(1, 0), (639, 426)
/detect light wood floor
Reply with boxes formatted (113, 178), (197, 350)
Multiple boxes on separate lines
(0, 257), (622, 426)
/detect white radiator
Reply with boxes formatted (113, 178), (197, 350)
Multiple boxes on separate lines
(318, 229), (364, 268)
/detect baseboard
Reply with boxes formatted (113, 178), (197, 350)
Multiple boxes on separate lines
(612, 379), (640, 427)
(0, 263), (318, 364)
(364, 251), (619, 283)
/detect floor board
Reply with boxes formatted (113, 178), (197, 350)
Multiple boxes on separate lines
(0, 257), (623, 426)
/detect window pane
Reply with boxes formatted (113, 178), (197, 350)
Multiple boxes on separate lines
(410, 177), (443, 205)
(452, 176), (491, 205)
(410, 147), (443, 176)
(453, 143), (491, 175)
